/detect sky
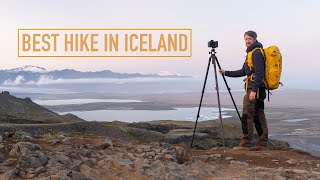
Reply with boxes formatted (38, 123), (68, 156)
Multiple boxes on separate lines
(0, 0), (319, 89)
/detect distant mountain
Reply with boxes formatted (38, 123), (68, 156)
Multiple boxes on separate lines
(0, 91), (83, 123)
(7, 65), (47, 73)
(0, 65), (190, 86)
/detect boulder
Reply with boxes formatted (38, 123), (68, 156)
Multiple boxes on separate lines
(175, 147), (190, 164)
(9, 142), (42, 157)
(100, 137), (114, 150)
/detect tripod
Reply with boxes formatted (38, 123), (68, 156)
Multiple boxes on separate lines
(190, 47), (241, 149)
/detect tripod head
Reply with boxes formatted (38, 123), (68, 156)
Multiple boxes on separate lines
(209, 47), (216, 55)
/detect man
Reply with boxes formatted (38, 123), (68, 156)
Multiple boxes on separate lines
(219, 30), (268, 150)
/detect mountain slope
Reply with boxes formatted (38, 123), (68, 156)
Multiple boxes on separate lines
(0, 91), (83, 123)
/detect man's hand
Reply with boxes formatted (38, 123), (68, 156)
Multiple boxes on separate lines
(249, 91), (256, 102)
(219, 69), (225, 75)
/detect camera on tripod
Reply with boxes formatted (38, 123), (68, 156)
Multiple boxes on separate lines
(208, 40), (218, 48)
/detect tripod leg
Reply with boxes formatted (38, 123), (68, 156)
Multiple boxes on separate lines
(190, 56), (212, 149)
(214, 56), (242, 121)
(212, 53), (226, 148)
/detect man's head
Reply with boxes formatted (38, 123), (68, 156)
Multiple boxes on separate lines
(244, 30), (257, 48)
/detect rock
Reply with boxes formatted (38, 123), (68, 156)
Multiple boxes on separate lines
(0, 152), (5, 163)
(201, 163), (216, 176)
(310, 172), (319, 179)
(111, 159), (119, 169)
(273, 174), (286, 180)
(80, 164), (100, 179)
(57, 131), (69, 139)
(150, 160), (164, 169)
(135, 144), (151, 153)
(286, 159), (299, 165)
(167, 162), (178, 170)
(293, 169), (308, 174)
(213, 154), (222, 158)
(4, 132), (15, 138)
(226, 157), (234, 161)
(272, 159), (279, 163)
(165, 129), (209, 145)
(0, 165), (11, 173)
(132, 158), (142, 169)
(190, 162), (210, 176)
(132, 158), (150, 171)
(100, 137), (114, 150)
(67, 170), (87, 180)
(229, 161), (249, 169)
(62, 137), (73, 143)
(78, 144), (93, 157)
(79, 143), (92, 150)
(1, 158), (16, 166)
(145, 167), (164, 177)
(0, 135), (3, 143)
(51, 175), (72, 180)
(14, 131), (32, 139)
(9, 142), (42, 157)
(79, 155), (95, 167)
(15, 151), (48, 178)
(176, 147), (190, 164)
(56, 153), (72, 166)
(49, 139), (61, 145)
(210, 147), (218, 151)
(126, 152), (135, 160)
(1, 168), (19, 179)
(255, 171), (273, 179)
(114, 147), (122, 152)
(135, 153), (144, 158)
(316, 164), (320, 168)
(70, 159), (83, 171)
(118, 158), (134, 168)
(160, 142), (172, 149)
(34, 166), (46, 176)
(0, 143), (4, 149)
(185, 174), (198, 180)
(208, 153), (222, 161)
(164, 154), (175, 161)
(146, 151), (156, 158)
(305, 160), (313, 165)
(17, 152), (48, 169)
(21, 136), (35, 142)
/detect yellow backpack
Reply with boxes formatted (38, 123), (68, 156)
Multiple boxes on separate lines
(246, 46), (283, 100)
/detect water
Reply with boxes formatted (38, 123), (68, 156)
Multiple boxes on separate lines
(33, 98), (144, 106)
(59, 107), (235, 122)
(270, 129), (320, 157)
(289, 141), (320, 157)
(282, 118), (310, 123)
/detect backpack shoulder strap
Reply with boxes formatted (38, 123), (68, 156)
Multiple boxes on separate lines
(247, 47), (262, 68)
(253, 47), (265, 59)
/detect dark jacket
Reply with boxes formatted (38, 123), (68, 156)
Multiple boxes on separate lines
(225, 41), (265, 92)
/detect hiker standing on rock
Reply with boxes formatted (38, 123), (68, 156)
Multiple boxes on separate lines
(219, 31), (268, 150)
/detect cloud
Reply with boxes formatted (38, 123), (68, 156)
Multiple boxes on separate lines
(157, 71), (182, 76)
(2, 75), (25, 86)
(24, 75), (192, 85)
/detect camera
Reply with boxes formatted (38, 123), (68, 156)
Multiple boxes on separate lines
(208, 40), (218, 48)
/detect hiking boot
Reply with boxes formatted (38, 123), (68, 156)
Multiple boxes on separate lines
(239, 139), (251, 148)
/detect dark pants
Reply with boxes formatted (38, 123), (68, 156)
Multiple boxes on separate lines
(240, 88), (268, 147)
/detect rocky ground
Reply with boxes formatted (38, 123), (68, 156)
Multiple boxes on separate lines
(0, 129), (319, 180)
